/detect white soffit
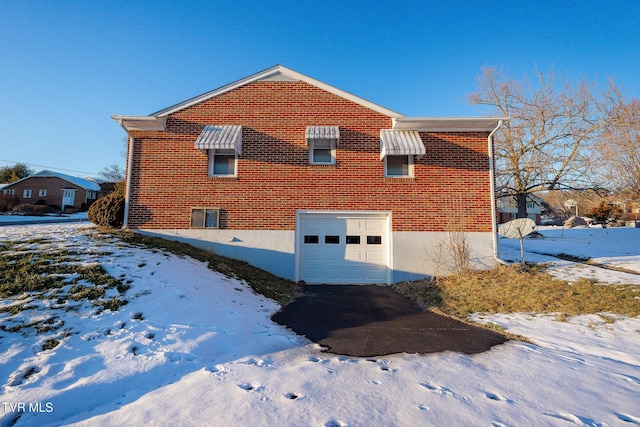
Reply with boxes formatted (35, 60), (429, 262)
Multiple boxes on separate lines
(194, 125), (242, 154)
(380, 130), (426, 160)
(111, 115), (167, 132)
(305, 126), (340, 141)
(392, 117), (507, 132)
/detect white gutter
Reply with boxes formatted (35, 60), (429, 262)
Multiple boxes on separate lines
(123, 135), (134, 228)
(488, 120), (508, 265)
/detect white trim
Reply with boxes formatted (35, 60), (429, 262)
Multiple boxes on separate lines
(112, 115), (167, 132)
(392, 117), (509, 132)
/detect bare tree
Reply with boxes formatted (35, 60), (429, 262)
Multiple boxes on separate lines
(98, 164), (126, 183)
(597, 99), (640, 200)
(468, 67), (625, 218)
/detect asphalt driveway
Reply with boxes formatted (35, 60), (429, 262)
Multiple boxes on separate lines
(271, 284), (509, 357)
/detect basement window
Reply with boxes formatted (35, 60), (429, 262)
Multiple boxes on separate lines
(190, 208), (220, 228)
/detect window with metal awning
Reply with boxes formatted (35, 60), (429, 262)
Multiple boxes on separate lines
(379, 129), (425, 160)
(194, 125), (242, 154)
(194, 125), (242, 177)
(305, 125), (340, 141)
(306, 126), (340, 164)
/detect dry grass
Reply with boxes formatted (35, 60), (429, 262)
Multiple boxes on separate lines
(395, 265), (640, 319)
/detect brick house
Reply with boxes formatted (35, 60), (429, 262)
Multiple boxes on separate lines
(113, 65), (506, 284)
(2, 170), (101, 211)
(497, 193), (543, 225)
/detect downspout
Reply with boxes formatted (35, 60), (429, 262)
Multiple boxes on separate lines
(123, 135), (134, 229)
(488, 119), (508, 265)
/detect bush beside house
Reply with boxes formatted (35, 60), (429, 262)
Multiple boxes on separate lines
(88, 182), (125, 228)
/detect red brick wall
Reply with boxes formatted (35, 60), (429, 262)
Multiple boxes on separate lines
(3, 177), (95, 210)
(127, 80), (492, 232)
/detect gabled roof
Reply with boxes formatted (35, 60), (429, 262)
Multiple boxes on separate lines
(5, 170), (101, 191)
(112, 65), (404, 132)
(153, 65), (405, 118)
(112, 65), (508, 134)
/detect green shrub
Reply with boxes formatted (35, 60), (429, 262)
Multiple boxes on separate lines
(88, 192), (125, 228)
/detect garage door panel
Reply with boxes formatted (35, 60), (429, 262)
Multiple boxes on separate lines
(298, 213), (389, 284)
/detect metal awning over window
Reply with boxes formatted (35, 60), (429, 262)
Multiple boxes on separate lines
(306, 126), (340, 144)
(195, 125), (242, 154)
(379, 129), (425, 160)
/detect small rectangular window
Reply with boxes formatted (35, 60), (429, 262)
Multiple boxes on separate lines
(190, 208), (220, 228)
(324, 235), (340, 244)
(304, 235), (319, 244)
(367, 236), (382, 245)
(309, 138), (336, 165)
(87, 191), (96, 199)
(4, 189), (15, 195)
(346, 235), (361, 244)
(385, 155), (412, 177)
(23, 189), (32, 199)
(209, 149), (237, 176)
(39, 189), (47, 197)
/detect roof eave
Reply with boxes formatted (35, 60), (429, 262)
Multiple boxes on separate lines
(392, 117), (509, 132)
(112, 115), (167, 132)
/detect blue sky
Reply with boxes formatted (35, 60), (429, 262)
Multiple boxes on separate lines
(1, 1), (638, 179)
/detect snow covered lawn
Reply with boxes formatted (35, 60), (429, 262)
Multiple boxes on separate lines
(1, 223), (639, 426)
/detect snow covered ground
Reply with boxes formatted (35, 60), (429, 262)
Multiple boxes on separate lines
(0, 223), (639, 426)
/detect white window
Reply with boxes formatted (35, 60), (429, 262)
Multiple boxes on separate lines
(309, 138), (336, 164)
(23, 189), (32, 198)
(39, 189), (47, 197)
(87, 191), (96, 199)
(208, 149), (237, 177)
(190, 208), (220, 228)
(384, 155), (413, 177)
(3, 189), (15, 195)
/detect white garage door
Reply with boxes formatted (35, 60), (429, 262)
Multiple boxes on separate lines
(297, 211), (390, 284)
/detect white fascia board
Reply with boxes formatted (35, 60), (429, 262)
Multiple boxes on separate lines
(392, 117), (509, 132)
(111, 115), (167, 132)
(152, 65), (405, 119)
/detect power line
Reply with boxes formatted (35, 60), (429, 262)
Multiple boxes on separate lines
(0, 159), (100, 176)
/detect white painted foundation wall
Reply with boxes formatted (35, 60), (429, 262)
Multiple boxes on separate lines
(138, 228), (498, 284)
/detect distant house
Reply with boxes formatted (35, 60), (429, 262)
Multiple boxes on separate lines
(2, 170), (102, 211)
(113, 65), (507, 284)
(497, 193), (543, 224)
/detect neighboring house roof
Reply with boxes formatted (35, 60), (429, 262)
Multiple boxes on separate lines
(4, 170), (101, 191)
(112, 64), (507, 133)
(0, 183), (9, 190)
